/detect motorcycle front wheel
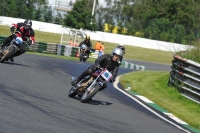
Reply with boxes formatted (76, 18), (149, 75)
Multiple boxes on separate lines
(68, 86), (77, 98)
(82, 57), (87, 62)
(80, 84), (101, 103)
(0, 46), (16, 63)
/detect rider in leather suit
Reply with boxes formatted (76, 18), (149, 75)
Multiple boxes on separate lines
(78, 36), (92, 58)
(71, 47), (123, 90)
(0, 19), (35, 62)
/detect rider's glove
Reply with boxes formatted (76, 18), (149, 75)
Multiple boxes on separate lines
(95, 64), (101, 68)
(27, 40), (32, 46)
(10, 26), (15, 34)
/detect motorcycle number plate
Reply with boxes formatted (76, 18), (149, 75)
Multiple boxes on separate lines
(101, 70), (112, 81)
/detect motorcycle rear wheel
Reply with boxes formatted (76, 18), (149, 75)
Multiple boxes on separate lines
(80, 84), (101, 103)
(0, 46), (16, 63)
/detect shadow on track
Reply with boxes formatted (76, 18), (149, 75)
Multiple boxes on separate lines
(70, 96), (113, 106)
(1, 61), (30, 67)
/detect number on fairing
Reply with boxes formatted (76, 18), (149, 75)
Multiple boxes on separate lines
(101, 70), (112, 81)
(15, 37), (23, 44)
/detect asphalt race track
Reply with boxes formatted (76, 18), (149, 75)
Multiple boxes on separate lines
(0, 54), (189, 133)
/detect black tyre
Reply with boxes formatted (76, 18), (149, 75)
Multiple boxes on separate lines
(80, 84), (101, 103)
(68, 86), (77, 98)
(83, 58), (87, 62)
(0, 46), (16, 63)
(79, 53), (82, 61)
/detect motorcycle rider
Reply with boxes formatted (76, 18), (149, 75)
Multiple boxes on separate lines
(78, 36), (92, 58)
(0, 19), (35, 62)
(71, 47), (123, 91)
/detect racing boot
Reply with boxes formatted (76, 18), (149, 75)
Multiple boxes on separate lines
(71, 77), (81, 87)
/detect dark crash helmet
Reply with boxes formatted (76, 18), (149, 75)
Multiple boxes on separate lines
(85, 35), (90, 42)
(24, 19), (32, 30)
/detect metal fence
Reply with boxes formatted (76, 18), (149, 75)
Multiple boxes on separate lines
(168, 54), (200, 104)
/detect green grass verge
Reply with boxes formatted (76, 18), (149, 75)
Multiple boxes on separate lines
(120, 70), (200, 130)
(0, 25), (174, 64)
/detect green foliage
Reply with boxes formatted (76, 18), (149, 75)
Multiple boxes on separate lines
(177, 41), (200, 63)
(0, 0), (63, 24)
(93, 0), (200, 44)
(2, 0), (200, 44)
(63, 0), (97, 31)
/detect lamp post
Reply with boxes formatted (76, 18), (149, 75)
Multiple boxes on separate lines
(91, 0), (96, 16)
(47, 4), (53, 22)
(90, 0), (96, 25)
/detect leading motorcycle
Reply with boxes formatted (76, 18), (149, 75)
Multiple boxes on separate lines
(68, 66), (113, 103)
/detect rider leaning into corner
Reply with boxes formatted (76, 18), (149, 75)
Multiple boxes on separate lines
(0, 19), (35, 62)
(71, 47), (123, 91)
(78, 35), (92, 58)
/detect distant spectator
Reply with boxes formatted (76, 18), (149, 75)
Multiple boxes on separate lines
(94, 41), (101, 50)
(69, 38), (73, 46)
(98, 42), (105, 57)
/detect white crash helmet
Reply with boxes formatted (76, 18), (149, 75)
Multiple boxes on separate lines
(119, 43), (124, 46)
(111, 47), (123, 59)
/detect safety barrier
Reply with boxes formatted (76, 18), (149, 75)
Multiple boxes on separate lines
(56, 44), (80, 57)
(121, 61), (146, 70)
(90, 50), (99, 58)
(168, 54), (200, 104)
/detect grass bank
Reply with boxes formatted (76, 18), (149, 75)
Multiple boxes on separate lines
(120, 70), (200, 130)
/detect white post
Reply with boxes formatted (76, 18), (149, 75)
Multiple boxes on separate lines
(60, 33), (63, 44)
(74, 30), (77, 47)
(92, 0), (96, 16)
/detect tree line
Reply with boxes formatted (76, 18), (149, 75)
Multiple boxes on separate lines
(0, 0), (63, 24)
(1, 0), (200, 44)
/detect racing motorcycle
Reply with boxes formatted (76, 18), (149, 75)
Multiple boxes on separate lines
(79, 44), (88, 62)
(68, 66), (113, 103)
(0, 36), (27, 63)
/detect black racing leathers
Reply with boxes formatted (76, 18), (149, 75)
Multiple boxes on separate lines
(78, 40), (92, 57)
(79, 40), (92, 49)
(77, 54), (119, 87)
(95, 54), (119, 81)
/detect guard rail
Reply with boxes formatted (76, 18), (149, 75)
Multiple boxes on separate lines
(168, 54), (200, 104)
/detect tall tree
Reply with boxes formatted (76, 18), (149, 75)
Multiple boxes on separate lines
(63, 0), (97, 31)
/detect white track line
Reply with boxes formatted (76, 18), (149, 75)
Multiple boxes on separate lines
(113, 75), (191, 133)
